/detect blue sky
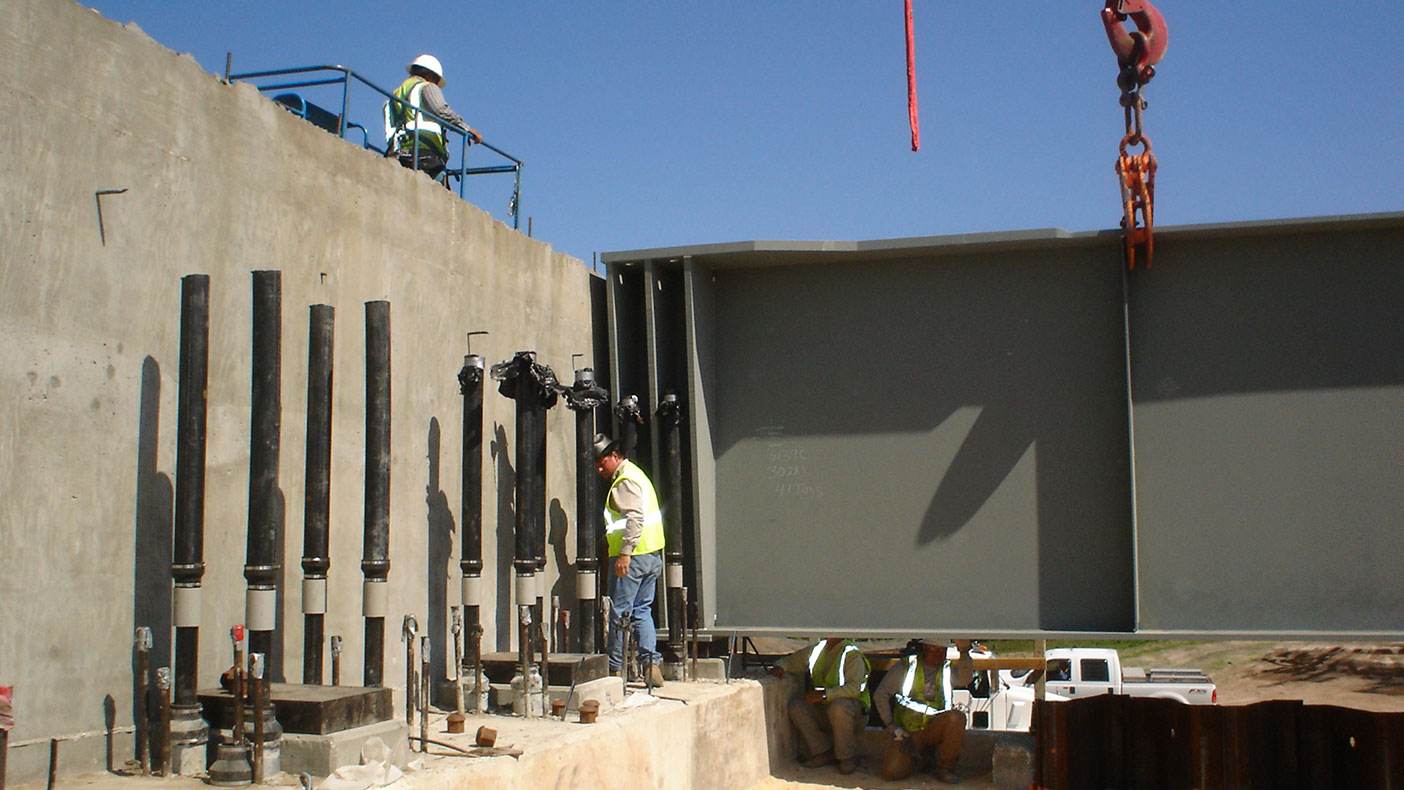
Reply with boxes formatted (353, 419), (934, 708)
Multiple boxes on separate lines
(86, 1), (1404, 265)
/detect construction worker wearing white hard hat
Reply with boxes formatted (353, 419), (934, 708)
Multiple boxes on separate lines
(384, 53), (480, 181)
(406, 54), (446, 85)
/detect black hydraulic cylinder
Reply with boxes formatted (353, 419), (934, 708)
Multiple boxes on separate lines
(563, 368), (608, 653)
(457, 341), (485, 670)
(362, 301), (392, 687)
(301, 305), (334, 684)
(614, 395), (642, 461)
(245, 271), (282, 667)
(491, 351), (559, 656)
(656, 392), (686, 652)
(171, 274), (209, 708)
(517, 381), (543, 579)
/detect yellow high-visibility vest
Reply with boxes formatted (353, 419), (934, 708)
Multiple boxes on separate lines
(806, 640), (872, 709)
(604, 460), (665, 557)
(384, 77), (446, 158)
(893, 654), (950, 732)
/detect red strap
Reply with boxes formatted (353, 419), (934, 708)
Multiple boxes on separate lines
(906, 0), (919, 151)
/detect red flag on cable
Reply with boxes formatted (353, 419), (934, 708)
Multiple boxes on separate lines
(906, 0), (919, 151)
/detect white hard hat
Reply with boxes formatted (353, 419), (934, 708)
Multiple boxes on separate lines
(406, 54), (445, 84)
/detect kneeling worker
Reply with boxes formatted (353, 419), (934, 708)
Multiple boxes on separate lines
(873, 638), (967, 784)
(772, 637), (871, 775)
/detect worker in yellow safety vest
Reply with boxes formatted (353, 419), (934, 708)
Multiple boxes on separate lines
(772, 638), (872, 775)
(384, 54), (480, 181)
(593, 433), (666, 687)
(872, 638), (970, 784)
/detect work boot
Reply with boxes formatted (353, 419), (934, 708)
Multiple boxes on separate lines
(802, 751), (835, 768)
(837, 759), (857, 775)
(933, 767), (960, 784)
(646, 662), (665, 688)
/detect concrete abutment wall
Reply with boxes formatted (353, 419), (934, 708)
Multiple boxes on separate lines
(0, 0), (596, 782)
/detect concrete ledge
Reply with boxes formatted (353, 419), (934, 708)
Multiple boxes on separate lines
(280, 720), (410, 778)
(485, 676), (626, 714)
(662, 658), (728, 681)
(407, 680), (770, 790)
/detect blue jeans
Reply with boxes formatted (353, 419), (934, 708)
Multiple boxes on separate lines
(607, 550), (663, 670)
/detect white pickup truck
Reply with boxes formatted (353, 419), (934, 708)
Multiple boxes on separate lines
(942, 647), (1068, 732)
(1001, 647), (1217, 705)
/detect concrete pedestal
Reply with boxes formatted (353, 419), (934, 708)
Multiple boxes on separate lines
(198, 684), (392, 735)
(475, 652), (609, 686)
(167, 705), (209, 776)
(488, 676), (625, 716)
(991, 732), (1035, 789)
(281, 720), (410, 778)
(662, 658), (727, 682)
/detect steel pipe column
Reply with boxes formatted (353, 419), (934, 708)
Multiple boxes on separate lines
(656, 392), (686, 655)
(563, 367), (609, 653)
(169, 273), (210, 771)
(301, 305), (334, 684)
(491, 352), (559, 684)
(245, 271), (282, 671)
(457, 336), (486, 707)
(362, 301), (392, 687)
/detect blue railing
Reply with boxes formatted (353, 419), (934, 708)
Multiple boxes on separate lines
(228, 64), (522, 229)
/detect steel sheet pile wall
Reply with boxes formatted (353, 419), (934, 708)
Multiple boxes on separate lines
(604, 213), (1404, 638)
(1035, 695), (1404, 789)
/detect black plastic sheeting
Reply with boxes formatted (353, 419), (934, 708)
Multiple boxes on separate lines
(561, 377), (609, 411)
(1035, 695), (1404, 789)
(489, 350), (560, 407)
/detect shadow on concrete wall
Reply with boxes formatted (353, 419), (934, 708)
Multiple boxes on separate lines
(268, 487), (287, 682)
(712, 255), (1134, 632)
(547, 498), (571, 645)
(425, 418), (455, 681)
(490, 423), (515, 651)
(103, 694), (117, 772)
(132, 356), (172, 747)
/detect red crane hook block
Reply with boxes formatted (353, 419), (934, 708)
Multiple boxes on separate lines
(1102, 0), (1168, 85)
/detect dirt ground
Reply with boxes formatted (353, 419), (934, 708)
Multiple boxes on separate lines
(754, 641), (1404, 789)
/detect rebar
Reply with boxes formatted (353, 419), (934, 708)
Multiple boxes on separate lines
(134, 628), (151, 774)
(249, 654), (265, 784)
(419, 636), (430, 753)
(329, 636), (342, 687)
(401, 616), (418, 728)
(160, 692), (177, 775)
(451, 607), (465, 716)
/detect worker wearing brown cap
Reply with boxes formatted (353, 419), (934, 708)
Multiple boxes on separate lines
(771, 637), (872, 775)
(384, 54), (480, 181)
(872, 638), (970, 783)
(593, 433), (666, 687)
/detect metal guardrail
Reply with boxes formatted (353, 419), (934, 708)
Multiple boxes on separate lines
(227, 64), (522, 229)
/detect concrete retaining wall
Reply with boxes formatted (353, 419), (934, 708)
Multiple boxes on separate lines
(0, 0), (595, 782)
(410, 683), (772, 790)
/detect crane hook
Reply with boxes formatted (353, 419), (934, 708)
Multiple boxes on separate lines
(1102, 0), (1168, 86)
